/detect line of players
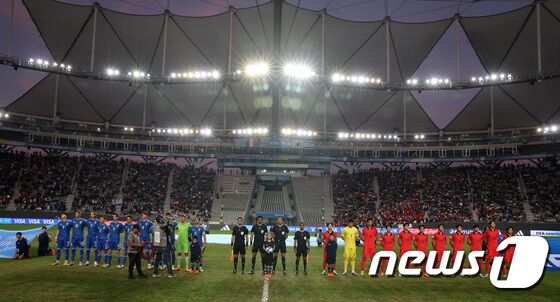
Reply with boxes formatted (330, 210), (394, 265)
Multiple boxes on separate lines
(232, 217), (515, 278)
(337, 219), (515, 278)
(52, 211), (207, 272)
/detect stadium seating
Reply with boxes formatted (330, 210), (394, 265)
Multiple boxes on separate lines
(170, 165), (215, 221)
(0, 151), (24, 208)
(1, 150), (559, 224)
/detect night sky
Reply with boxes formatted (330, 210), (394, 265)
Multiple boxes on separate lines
(0, 0), (532, 128)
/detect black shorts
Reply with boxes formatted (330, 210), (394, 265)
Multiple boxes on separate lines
(233, 244), (246, 255)
(296, 248), (308, 257)
(252, 242), (264, 253)
(274, 241), (287, 253)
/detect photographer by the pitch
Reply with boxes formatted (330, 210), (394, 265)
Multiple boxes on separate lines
(152, 216), (175, 278)
(127, 225), (147, 279)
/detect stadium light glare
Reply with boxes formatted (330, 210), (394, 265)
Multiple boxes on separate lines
(283, 63), (315, 79)
(552, 125), (558, 133)
(537, 127), (543, 133)
(245, 62), (270, 77)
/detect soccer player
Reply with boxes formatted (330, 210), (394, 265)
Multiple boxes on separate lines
(249, 215), (267, 274)
(341, 219), (359, 276)
(231, 217), (249, 274)
(107, 214), (124, 268)
(189, 216), (207, 271)
(467, 224), (484, 277)
(270, 217), (289, 275)
(360, 218), (378, 276)
(96, 216), (109, 267)
(85, 211), (100, 266)
(380, 225), (395, 276)
(122, 215), (134, 267)
(432, 224), (447, 268)
(483, 221), (500, 277)
(53, 213), (72, 266)
(398, 223), (413, 274)
(450, 224), (466, 266)
(321, 222), (337, 275)
(137, 212), (153, 269)
(501, 226), (515, 278)
(413, 225), (429, 277)
(293, 222), (310, 275)
(262, 232), (276, 279)
(175, 214), (191, 271)
(70, 210), (87, 266)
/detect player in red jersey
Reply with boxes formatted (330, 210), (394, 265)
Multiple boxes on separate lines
(431, 224), (447, 268)
(450, 224), (466, 266)
(322, 223), (338, 275)
(467, 224), (484, 277)
(414, 225), (429, 277)
(360, 218), (378, 276)
(380, 225), (395, 276)
(501, 226), (515, 278)
(483, 221), (500, 277)
(398, 223), (414, 273)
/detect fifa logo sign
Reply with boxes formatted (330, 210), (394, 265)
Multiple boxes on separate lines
(368, 236), (549, 289)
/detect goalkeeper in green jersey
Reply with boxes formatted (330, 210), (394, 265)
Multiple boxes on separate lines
(175, 214), (192, 271)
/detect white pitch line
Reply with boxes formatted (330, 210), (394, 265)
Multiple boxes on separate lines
(262, 277), (270, 302)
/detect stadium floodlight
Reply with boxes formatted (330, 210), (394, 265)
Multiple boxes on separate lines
(490, 74), (498, 80)
(552, 125), (558, 133)
(245, 62), (270, 77)
(544, 127), (550, 134)
(28, 58), (34, 64)
(332, 73), (343, 83)
(211, 70), (220, 79)
(200, 128), (212, 136)
(283, 63), (315, 79)
(106, 68), (120, 76)
(537, 127), (543, 133)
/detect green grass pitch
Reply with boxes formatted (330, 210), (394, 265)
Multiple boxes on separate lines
(1, 224), (559, 301)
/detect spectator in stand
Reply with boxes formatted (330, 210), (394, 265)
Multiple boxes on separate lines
(170, 165), (215, 222)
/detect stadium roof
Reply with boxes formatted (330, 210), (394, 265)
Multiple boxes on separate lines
(6, 0), (560, 133)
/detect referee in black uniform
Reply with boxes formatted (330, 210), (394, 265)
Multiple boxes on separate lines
(294, 222), (310, 275)
(271, 217), (289, 275)
(249, 215), (268, 274)
(231, 217), (249, 274)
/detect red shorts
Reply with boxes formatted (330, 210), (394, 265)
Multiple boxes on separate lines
(504, 253), (514, 263)
(362, 245), (376, 258)
(486, 246), (498, 260)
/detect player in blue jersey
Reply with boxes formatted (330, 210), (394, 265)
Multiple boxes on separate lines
(188, 216), (207, 271)
(96, 216), (110, 267)
(53, 213), (72, 266)
(70, 210), (87, 266)
(137, 212), (154, 269)
(85, 211), (100, 266)
(107, 214), (124, 268)
(122, 215), (135, 267)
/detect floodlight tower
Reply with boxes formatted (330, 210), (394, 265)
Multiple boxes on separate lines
(271, 0), (282, 136)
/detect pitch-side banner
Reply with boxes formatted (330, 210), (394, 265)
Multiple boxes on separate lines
(0, 218), (59, 225)
(545, 238), (560, 272)
(0, 226), (53, 258)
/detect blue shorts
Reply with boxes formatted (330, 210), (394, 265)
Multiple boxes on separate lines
(86, 236), (97, 249)
(71, 238), (84, 248)
(57, 238), (70, 249)
(97, 240), (107, 251)
(107, 240), (120, 250)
